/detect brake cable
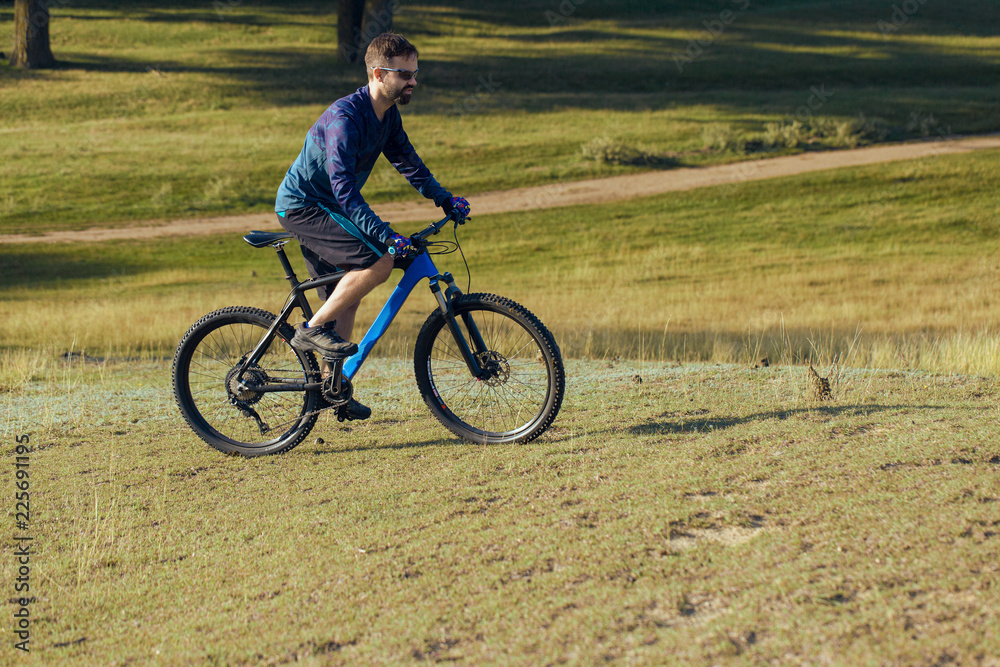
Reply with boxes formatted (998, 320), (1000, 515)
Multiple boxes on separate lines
(422, 221), (471, 293)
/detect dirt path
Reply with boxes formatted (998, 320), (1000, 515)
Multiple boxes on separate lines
(4, 134), (999, 245)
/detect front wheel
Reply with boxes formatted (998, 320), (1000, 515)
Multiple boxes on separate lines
(172, 306), (320, 456)
(414, 293), (564, 444)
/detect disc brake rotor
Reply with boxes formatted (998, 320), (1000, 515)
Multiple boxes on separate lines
(478, 350), (510, 387)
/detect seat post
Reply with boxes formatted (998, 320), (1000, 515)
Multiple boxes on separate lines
(273, 243), (315, 321)
(273, 244), (300, 288)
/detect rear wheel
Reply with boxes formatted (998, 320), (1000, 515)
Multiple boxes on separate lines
(172, 306), (319, 456)
(414, 293), (564, 444)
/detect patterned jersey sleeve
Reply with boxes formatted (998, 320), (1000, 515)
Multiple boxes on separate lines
(382, 112), (451, 207)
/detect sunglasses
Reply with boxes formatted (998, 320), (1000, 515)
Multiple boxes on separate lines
(372, 66), (419, 81)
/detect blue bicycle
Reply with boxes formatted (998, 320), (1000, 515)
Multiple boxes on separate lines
(171, 212), (565, 456)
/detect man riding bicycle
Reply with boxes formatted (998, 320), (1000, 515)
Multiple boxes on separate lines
(274, 31), (470, 421)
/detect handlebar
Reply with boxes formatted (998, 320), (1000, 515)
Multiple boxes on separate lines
(410, 210), (459, 247)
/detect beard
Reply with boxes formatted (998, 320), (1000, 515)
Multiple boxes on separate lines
(392, 84), (415, 106)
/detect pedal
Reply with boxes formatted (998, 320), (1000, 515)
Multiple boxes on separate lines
(337, 401), (371, 422)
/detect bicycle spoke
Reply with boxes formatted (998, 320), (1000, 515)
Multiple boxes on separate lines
(174, 307), (318, 454)
(425, 304), (554, 437)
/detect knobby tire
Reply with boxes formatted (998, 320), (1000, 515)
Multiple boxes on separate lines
(413, 293), (564, 444)
(172, 306), (319, 456)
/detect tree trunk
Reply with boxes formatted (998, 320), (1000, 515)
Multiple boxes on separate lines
(338, 0), (366, 64)
(9, 0), (57, 69)
(362, 0), (394, 38)
(338, 0), (397, 64)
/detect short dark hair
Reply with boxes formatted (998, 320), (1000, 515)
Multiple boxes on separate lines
(365, 32), (418, 79)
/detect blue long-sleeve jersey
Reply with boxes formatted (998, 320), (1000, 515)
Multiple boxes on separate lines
(275, 85), (450, 244)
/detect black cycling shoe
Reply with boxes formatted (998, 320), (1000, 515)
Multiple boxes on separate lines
(337, 398), (372, 422)
(291, 323), (358, 359)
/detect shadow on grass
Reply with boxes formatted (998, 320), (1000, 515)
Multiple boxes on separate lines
(310, 435), (466, 455)
(0, 235), (251, 289)
(0, 249), (147, 289)
(6, 0), (996, 112)
(313, 427), (583, 453)
(35, 49), (363, 107)
(623, 403), (946, 437)
(430, 33), (998, 99)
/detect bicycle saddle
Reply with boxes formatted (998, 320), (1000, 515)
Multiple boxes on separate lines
(243, 230), (293, 248)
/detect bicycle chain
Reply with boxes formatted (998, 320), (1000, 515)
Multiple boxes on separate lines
(236, 367), (344, 419)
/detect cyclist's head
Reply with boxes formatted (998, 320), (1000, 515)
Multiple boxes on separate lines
(365, 32), (419, 82)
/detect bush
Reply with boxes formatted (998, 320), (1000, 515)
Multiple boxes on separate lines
(705, 115), (895, 155)
(701, 124), (746, 153)
(763, 120), (808, 149)
(580, 136), (676, 167)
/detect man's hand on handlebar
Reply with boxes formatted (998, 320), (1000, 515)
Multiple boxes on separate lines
(443, 196), (471, 224)
(387, 232), (413, 258)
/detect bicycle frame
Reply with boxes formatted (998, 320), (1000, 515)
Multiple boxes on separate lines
(238, 236), (485, 393)
(344, 251), (448, 378)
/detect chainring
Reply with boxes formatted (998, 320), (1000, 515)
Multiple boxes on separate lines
(321, 374), (353, 408)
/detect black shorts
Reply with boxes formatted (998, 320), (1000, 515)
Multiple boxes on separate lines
(277, 204), (388, 299)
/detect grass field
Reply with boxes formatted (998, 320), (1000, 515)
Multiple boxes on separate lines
(3, 149), (1000, 663)
(2, 357), (998, 663)
(3, 2), (1000, 662)
(1, 0), (999, 231)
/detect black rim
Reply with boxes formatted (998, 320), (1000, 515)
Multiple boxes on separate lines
(426, 306), (553, 439)
(180, 317), (313, 450)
